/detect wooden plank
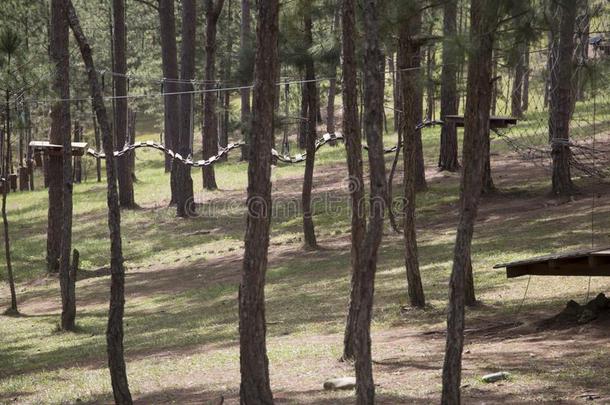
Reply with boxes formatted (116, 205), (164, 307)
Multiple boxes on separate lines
(494, 246), (610, 269)
(443, 115), (518, 129)
(29, 141), (88, 157)
(505, 254), (610, 278)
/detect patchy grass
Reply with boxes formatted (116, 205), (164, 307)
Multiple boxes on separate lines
(2, 123), (610, 404)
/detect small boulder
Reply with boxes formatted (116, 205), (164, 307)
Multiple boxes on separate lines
(323, 377), (356, 391)
(482, 372), (510, 383)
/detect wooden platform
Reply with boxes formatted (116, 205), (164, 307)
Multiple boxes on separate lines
(444, 115), (518, 129)
(29, 141), (88, 157)
(494, 247), (610, 278)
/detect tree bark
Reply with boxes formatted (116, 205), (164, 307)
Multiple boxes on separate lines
(158, 0), (180, 195)
(299, 79), (308, 149)
(113, 0), (136, 208)
(66, 1), (133, 403)
(398, 16), (426, 309)
(302, 12), (318, 250)
(175, 0), (196, 217)
(326, 6), (341, 142)
(47, 0), (71, 274)
(341, 0), (366, 362)
(511, 50), (525, 118)
(441, 1), (496, 402)
(238, 0), (278, 403)
(353, 1), (388, 403)
(439, 0), (460, 172)
(522, 47), (530, 112)
(239, 0), (252, 161)
(202, 0), (225, 190)
(549, 0), (577, 196)
(58, 0), (75, 330)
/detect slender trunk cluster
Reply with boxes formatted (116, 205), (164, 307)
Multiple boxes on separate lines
(441, 1), (497, 402)
(347, 0), (388, 402)
(238, 0), (278, 403)
(66, 1), (133, 402)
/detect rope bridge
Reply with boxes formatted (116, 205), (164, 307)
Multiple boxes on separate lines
(79, 119), (445, 167)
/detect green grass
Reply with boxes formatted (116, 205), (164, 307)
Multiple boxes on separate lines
(2, 119), (610, 403)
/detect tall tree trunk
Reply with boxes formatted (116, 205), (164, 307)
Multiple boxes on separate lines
(326, 6), (341, 142)
(398, 16), (425, 309)
(353, 1), (387, 403)
(441, 1), (496, 402)
(341, 0), (366, 362)
(56, 0), (75, 330)
(202, 0), (225, 190)
(1, 130), (18, 314)
(113, 0), (135, 209)
(414, 64), (427, 192)
(238, 0), (278, 403)
(65, 1), (133, 403)
(302, 12), (318, 250)
(439, 0), (460, 172)
(549, 0), (577, 196)
(220, 0), (234, 160)
(47, 0), (71, 274)
(239, 0), (252, 161)
(175, 0), (196, 217)
(158, 0), (180, 201)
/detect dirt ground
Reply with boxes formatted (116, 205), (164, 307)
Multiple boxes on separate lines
(3, 135), (610, 404)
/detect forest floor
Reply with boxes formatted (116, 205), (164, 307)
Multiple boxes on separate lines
(2, 125), (610, 404)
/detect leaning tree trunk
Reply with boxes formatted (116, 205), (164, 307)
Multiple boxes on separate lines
(549, 0), (577, 196)
(441, 1), (496, 402)
(175, 0), (196, 217)
(438, 0), (460, 172)
(202, 0), (225, 190)
(66, 1), (133, 403)
(353, 1), (388, 403)
(158, 0), (180, 197)
(47, 0), (71, 274)
(238, 0), (278, 403)
(302, 12), (318, 250)
(341, 0), (367, 362)
(113, 0), (135, 209)
(398, 17), (426, 309)
(239, 0), (252, 161)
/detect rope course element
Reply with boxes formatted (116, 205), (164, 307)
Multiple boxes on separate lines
(86, 141), (245, 168)
(83, 120), (445, 167)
